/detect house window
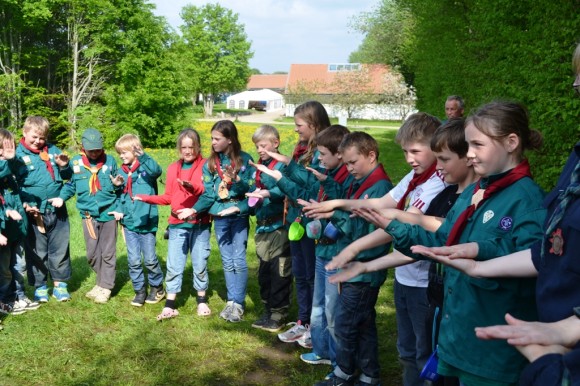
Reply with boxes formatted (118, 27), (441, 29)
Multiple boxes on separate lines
(229, 100), (235, 109)
(328, 63), (361, 72)
(239, 100), (245, 109)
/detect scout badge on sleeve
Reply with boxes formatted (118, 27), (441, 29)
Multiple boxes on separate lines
(549, 228), (564, 256)
(84, 212), (97, 240)
(288, 217), (305, 241)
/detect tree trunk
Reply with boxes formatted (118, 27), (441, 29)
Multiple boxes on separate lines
(203, 93), (214, 117)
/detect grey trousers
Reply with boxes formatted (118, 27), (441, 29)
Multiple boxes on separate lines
(82, 219), (117, 290)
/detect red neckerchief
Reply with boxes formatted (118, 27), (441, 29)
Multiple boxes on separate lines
(445, 160), (532, 246)
(317, 164), (349, 201)
(19, 138), (55, 180)
(396, 161), (437, 210)
(81, 149), (106, 195)
(215, 156), (235, 187)
(255, 158), (278, 189)
(292, 142), (308, 162)
(347, 164), (391, 199)
(122, 159), (141, 199)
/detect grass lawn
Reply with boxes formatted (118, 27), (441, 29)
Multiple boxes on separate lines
(1, 125), (407, 386)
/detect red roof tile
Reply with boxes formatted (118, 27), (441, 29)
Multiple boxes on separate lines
(247, 74), (288, 90)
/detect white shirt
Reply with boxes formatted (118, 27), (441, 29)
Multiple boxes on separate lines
(389, 169), (446, 287)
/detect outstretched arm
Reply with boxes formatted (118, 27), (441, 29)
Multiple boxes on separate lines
(326, 228), (392, 270)
(411, 246), (538, 278)
(329, 249), (415, 283)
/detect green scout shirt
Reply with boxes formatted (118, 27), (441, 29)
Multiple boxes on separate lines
(0, 161), (28, 238)
(315, 164), (355, 260)
(332, 164), (393, 287)
(385, 176), (546, 384)
(117, 153), (162, 233)
(61, 153), (122, 222)
(276, 150), (322, 226)
(251, 158), (286, 234)
(14, 142), (73, 211)
(194, 152), (254, 216)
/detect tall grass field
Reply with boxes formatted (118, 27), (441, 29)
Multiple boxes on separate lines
(1, 122), (408, 386)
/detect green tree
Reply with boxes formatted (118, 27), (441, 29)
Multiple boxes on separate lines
(349, 0), (415, 85)
(179, 3), (253, 117)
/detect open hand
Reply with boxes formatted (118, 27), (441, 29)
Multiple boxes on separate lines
(217, 206), (240, 217)
(175, 208), (196, 220)
(110, 174), (125, 186)
(54, 153), (70, 167)
(351, 207), (393, 229)
(108, 211), (124, 221)
(0, 138), (15, 160)
(306, 167), (327, 181)
(48, 197), (64, 208)
(177, 179), (194, 190)
(5, 209), (22, 221)
(249, 160), (283, 181)
(328, 261), (366, 284)
(265, 150), (291, 165)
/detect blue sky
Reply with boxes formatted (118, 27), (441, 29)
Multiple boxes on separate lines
(148, 0), (377, 74)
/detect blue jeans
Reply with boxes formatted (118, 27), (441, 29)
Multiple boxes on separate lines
(213, 216), (249, 305)
(166, 226), (211, 294)
(394, 279), (432, 386)
(310, 256), (339, 363)
(124, 229), (163, 291)
(334, 282), (381, 385)
(290, 237), (315, 323)
(27, 207), (72, 286)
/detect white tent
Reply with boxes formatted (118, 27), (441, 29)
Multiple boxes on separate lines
(226, 89), (284, 111)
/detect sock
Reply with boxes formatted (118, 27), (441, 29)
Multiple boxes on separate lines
(165, 299), (176, 309)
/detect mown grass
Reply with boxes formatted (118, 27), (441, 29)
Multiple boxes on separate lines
(0, 125), (407, 386)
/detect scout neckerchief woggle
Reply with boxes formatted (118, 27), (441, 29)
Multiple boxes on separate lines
(215, 157), (234, 199)
(81, 149), (106, 195)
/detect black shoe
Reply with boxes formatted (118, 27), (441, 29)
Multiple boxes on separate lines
(131, 288), (147, 307)
(251, 312), (271, 329)
(261, 318), (284, 332)
(314, 377), (354, 386)
(145, 285), (166, 304)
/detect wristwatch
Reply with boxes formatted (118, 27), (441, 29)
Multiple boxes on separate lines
(574, 306), (580, 319)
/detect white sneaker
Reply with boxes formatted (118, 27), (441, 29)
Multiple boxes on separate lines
(14, 298), (40, 312)
(94, 288), (111, 304)
(220, 301), (234, 320)
(85, 285), (102, 300)
(278, 321), (308, 343)
(297, 327), (312, 349)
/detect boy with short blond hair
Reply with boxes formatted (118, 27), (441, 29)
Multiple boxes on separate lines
(111, 134), (164, 307)
(244, 125), (292, 331)
(15, 116), (73, 302)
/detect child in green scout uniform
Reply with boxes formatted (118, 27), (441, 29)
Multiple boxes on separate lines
(0, 129), (40, 315)
(15, 116), (73, 302)
(379, 102), (545, 386)
(110, 134), (164, 307)
(57, 128), (124, 304)
(234, 125), (292, 332)
(276, 101), (331, 345)
(328, 118), (478, 386)
(313, 132), (393, 386)
(191, 120), (254, 323)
